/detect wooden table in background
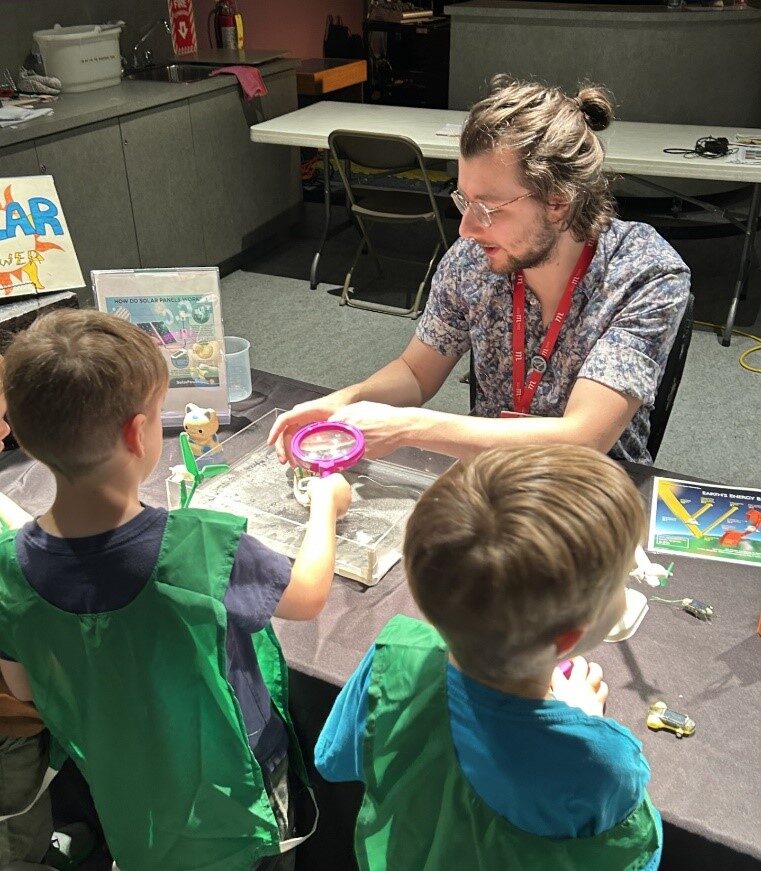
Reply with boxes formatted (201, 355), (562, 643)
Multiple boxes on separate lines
(296, 58), (367, 98)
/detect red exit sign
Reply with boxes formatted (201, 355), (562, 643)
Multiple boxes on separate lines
(167, 0), (198, 55)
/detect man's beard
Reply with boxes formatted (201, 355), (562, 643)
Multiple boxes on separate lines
(490, 216), (560, 275)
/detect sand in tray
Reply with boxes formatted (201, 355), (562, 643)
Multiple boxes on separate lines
(193, 445), (425, 551)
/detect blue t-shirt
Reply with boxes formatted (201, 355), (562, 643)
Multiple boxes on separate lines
(0, 506), (292, 773)
(316, 646), (661, 864)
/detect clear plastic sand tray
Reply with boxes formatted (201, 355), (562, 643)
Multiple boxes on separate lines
(167, 409), (450, 585)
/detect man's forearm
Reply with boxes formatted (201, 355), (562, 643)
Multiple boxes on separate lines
(401, 408), (607, 460)
(339, 357), (425, 408)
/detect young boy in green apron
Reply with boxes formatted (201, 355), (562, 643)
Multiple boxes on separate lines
(316, 445), (662, 870)
(0, 391), (52, 867)
(0, 309), (351, 871)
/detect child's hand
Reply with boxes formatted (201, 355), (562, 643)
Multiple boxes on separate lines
(280, 475), (352, 621)
(307, 474), (352, 519)
(550, 656), (608, 717)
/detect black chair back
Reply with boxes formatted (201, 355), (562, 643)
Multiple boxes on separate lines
(647, 293), (694, 460)
(326, 129), (450, 318)
(329, 130), (422, 172)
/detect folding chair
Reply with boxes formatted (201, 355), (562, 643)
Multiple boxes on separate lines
(328, 130), (450, 318)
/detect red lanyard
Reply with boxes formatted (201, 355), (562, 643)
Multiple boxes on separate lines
(512, 240), (596, 415)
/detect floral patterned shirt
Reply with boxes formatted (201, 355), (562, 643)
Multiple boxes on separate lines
(416, 219), (690, 463)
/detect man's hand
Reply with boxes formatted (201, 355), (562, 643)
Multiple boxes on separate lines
(550, 656), (608, 717)
(307, 473), (352, 519)
(267, 394), (348, 466)
(329, 401), (416, 459)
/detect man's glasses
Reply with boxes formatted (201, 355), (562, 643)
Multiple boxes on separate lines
(450, 189), (534, 228)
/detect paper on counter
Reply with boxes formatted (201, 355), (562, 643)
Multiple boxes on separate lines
(728, 145), (761, 164)
(734, 133), (761, 146)
(436, 123), (463, 138)
(0, 105), (53, 128)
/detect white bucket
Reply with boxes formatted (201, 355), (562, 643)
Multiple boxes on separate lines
(33, 23), (123, 93)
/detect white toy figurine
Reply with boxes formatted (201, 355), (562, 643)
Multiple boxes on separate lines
(182, 403), (220, 459)
(630, 545), (674, 588)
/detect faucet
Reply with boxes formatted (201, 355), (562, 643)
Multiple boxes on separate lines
(130, 18), (172, 71)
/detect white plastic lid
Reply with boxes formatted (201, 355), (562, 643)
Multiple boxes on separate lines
(33, 22), (123, 42)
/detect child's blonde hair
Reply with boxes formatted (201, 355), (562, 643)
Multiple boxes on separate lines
(404, 446), (645, 682)
(2, 309), (168, 478)
(461, 77), (616, 241)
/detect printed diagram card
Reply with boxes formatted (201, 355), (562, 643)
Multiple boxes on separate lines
(649, 477), (761, 567)
(92, 267), (229, 427)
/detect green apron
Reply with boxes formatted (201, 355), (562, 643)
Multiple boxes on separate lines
(0, 508), (312, 871)
(358, 615), (661, 871)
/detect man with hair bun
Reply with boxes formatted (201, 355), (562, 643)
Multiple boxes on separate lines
(270, 78), (689, 466)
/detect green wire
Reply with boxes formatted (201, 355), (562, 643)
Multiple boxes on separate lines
(650, 596), (687, 605)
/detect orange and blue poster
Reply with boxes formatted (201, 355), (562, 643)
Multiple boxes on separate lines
(649, 476), (761, 567)
(0, 175), (84, 298)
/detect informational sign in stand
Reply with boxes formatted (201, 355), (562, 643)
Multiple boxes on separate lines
(92, 267), (230, 427)
(0, 176), (84, 300)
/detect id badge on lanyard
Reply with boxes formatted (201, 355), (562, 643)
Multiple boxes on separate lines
(510, 240), (596, 416)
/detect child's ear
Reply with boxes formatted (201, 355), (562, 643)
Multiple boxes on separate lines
(554, 627), (585, 658)
(122, 413), (148, 459)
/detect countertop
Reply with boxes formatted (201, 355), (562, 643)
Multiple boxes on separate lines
(169, 48), (291, 66)
(0, 55), (298, 149)
(445, 0), (761, 22)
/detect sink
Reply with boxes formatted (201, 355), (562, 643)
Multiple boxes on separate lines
(126, 64), (212, 83)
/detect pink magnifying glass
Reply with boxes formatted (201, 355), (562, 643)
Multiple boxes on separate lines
(291, 421), (365, 477)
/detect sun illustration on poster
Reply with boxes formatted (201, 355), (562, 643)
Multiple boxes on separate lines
(0, 184), (64, 294)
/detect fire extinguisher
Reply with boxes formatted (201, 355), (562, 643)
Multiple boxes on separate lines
(208, 0), (240, 50)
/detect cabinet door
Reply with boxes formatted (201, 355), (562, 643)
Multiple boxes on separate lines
(249, 70), (302, 231)
(0, 142), (40, 178)
(189, 87), (256, 264)
(120, 102), (207, 268)
(35, 120), (141, 296)
(189, 71), (301, 265)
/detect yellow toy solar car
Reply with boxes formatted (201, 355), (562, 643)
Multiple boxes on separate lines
(646, 701), (696, 738)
